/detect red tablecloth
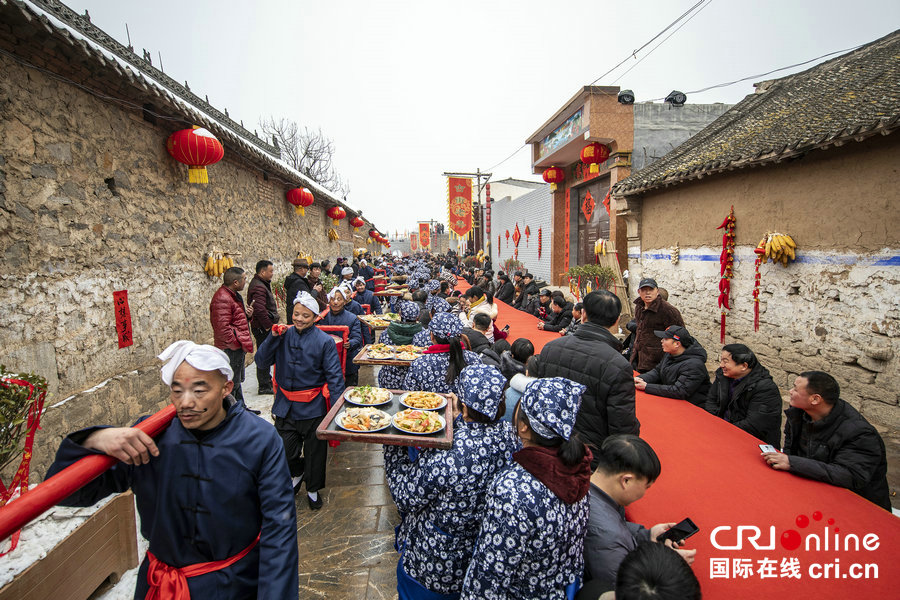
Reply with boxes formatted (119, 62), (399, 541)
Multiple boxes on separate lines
(455, 279), (899, 597)
(627, 391), (899, 598)
(455, 281), (560, 352)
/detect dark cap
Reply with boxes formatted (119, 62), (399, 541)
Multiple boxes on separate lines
(514, 271), (523, 277)
(638, 277), (658, 289)
(654, 325), (693, 346)
(523, 272), (534, 279)
(292, 258), (309, 268)
(539, 289), (551, 297)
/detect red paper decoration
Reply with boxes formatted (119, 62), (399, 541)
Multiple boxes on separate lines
(582, 191), (595, 222)
(524, 225), (531, 246)
(326, 206), (346, 226)
(542, 166), (565, 191)
(166, 126), (224, 184)
(512, 224), (521, 248)
(717, 206), (736, 342)
(286, 187), (314, 215)
(350, 216), (365, 232)
(603, 187), (612, 214)
(580, 142), (610, 174)
(538, 227), (543, 260)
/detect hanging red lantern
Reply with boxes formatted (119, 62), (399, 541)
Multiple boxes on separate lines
(580, 142), (610, 174)
(166, 126), (224, 184)
(286, 187), (314, 216)
(326, 206), (346, 226)
(542, 166), (565, 191)
(350, 216), (365, 232)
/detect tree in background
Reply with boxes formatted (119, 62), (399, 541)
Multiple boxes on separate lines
(260, 117), (350, 197)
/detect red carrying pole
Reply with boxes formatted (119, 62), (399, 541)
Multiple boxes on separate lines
(0, 404), (176, 543)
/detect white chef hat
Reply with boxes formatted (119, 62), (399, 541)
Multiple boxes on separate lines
(158, 340), (233, 386)
(293, 291), (320, 315)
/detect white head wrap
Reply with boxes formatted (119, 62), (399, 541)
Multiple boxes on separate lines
(360, 259), (367, 266)
(292, 291), (320, 315)
(341, 267), (354, 276)
(327, 285), (352, 301)
(158, 340), (233, 386)
(353, 276), (366, 287)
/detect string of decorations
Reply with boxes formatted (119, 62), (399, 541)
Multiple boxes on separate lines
(716, 206), (736, 343)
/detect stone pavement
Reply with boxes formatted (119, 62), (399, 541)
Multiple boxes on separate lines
(243, 362), (401, 599)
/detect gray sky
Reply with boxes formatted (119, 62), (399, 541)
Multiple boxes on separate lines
(64, 0), (899, 236)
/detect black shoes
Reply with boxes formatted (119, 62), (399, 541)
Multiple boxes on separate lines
(307, 494), (323, 510)
(292, 474), (305, 495)
(257, 388), (274, 395)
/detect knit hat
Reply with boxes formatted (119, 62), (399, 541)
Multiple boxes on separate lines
(521, 377), (586, 441)
(399, 301), (420, 322)
(428, 312), (462, 339)
(459, 364), (506, 417)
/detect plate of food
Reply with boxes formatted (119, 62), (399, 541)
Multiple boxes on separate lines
(383, 312), (401, 321)
(399, 391), (447, 411)
(345, 386), (393, 406)
(392, 408), (446, 435)
(336, 407), (392, 432)
(366, 344), (395, 360)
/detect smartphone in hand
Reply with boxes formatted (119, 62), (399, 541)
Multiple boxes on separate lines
(657, 518), (699, 545)
(759, 444), (778, 453)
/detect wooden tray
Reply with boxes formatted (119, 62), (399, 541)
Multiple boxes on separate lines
(357, 315), (393, 330)
(316, 388), (454, 449)
(353, 345), (424, 366)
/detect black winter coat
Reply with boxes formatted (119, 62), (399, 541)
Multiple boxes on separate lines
(542, 303), (574, 332)
(533, 322), (640, 465)
(640, 343), (711, 406)
(499, 350), (526, 381)
(495, 281), (515, 304)
(783, 401), (891, 511)
(523, 281), (539, 297)
(705, 364), (782, 447)
(283, 273), (311, 325)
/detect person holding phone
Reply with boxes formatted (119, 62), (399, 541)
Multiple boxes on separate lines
(583, 435), (696, 593)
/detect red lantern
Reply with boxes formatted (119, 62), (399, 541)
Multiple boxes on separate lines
(286, 187), (314, 216)
(350, 216), (365, 232)
(580, 142), (610, 174)
(166, 126), (224, 184)
(326, 206), (346, 226)
(542, 166), (565, 191)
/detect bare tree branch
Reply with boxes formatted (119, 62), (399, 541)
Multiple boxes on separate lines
(259, 117), (349, 195)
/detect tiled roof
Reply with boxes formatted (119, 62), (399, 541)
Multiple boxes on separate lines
(613, 30), (900, 197)
(2, 0), (371, 224)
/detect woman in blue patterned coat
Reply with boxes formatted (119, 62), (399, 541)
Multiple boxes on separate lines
(378, 302), (424, 389)
(403, 312), (482, 395)
(386, 364), (520, 599)
(462, 378), (593, 600)
(411, 297), (452, 347)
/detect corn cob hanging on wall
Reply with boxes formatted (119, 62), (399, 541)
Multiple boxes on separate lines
(757, 232), (798, 267)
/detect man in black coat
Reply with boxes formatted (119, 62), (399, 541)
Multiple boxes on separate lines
(533, 290), (640, 466)
(494, 274), (515, 304)
(634, 325), (710, 406)
(522, 273), (539, 297)
(762, 371), (891, 511)
(284, 259), (311, 325)
(705, 344), (782, 448)
(539, 297), (573, 333)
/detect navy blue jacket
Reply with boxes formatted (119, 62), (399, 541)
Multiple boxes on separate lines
(318, 307), (364, 375)
(359, 265), (376, 290)
(355, 289), (383, 315)
(46, 399), (298, 600)
(255, 324), (347, 420)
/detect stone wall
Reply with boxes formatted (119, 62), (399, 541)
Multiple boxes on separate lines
(0, 51), (364, 480)
(625, 136), (900, 434)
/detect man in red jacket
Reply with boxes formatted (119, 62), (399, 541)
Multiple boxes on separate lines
(210, 267), (254, 402)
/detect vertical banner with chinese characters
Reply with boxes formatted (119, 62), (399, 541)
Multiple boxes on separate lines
(113, 290), (133, 348)
(410, 233), (418, 251)
(419, 223), (431, 250)
(447, 177), (473, 239)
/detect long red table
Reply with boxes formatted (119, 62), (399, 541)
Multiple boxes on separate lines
(455, 279), (899, 597)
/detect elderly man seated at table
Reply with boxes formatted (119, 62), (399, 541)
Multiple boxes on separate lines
(762, 371), (892, 511)
(583, 434), (696, 594)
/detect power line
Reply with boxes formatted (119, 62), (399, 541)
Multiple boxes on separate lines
(611, 0), (713, 85)
(484, 1), (711, 173)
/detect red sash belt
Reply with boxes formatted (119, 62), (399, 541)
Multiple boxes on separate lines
(271, 365), (330, 403)
(145, 533), (260, 600)
(423, 344), (450, 354)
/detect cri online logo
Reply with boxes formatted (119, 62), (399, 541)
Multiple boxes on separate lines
(710, 511), (880, 552)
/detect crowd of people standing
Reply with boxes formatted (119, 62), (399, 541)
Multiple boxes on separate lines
(42, 248), (893, 599)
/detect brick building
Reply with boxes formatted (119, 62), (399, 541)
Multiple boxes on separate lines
(0, 0), (382, 479)
(525, 86), (730, 283)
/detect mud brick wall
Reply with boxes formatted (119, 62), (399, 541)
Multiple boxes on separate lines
(0, 51), (368, 480)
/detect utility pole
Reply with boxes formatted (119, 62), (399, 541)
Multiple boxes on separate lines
(442, 169), (492, 255)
